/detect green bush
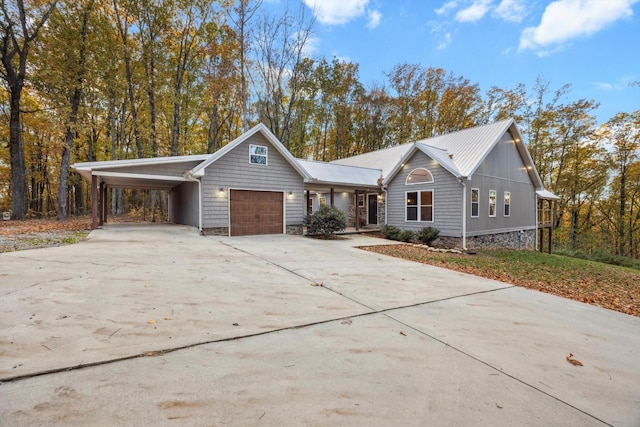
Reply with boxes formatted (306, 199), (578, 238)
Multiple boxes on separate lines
(381, 225), (402, 240)
(304, 205), (347, 236)
(398, 230), (415, 242)
(416, 226), (440, 246)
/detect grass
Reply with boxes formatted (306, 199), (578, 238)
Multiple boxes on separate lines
(362, 244), (640, 317)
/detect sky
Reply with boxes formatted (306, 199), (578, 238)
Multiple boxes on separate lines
(262, 0), (640, 125)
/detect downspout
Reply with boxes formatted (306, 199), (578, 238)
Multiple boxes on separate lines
(460, 177), (467, 251)
(184, 174), (203, 234)
(535, 194), (539, 251)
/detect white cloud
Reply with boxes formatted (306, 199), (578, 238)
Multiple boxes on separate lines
(493, 0), (527, 22)
(367, 9), (382, 29)
(519, 0), (639, 54)
(455, 0), (493, 22)
(303, 0), (369, 25)
(437, 32), (453, 50)
(435, 1), (459, 15)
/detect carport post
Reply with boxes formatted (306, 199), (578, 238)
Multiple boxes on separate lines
(101, 183), (108, 224)
(330, 188), (334, 206)
(99, 182), (105, 226)
(91, 175), (98, 229)
(355, 190), (360, 231)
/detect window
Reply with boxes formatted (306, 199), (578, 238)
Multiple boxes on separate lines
(489, 190), (496, 217)
(406, 168), (434, 185)
(319, 197), (326, 207)
(504, 191), (511, 217)
(249, 144), (267, 165)
(358, 193), (365, 207)
(471, 188), (479, 218)
(406, 190), (433, 222)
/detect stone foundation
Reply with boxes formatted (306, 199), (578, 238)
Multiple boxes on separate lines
(433, 236), (463, 250)
(466, 229), (536, 250)
(286, 224), (303, 235)
(202, 227), (229, 236)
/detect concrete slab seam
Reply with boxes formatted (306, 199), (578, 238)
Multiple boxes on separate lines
(381, 311), (613, 427)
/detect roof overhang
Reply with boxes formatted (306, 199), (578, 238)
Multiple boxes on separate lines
(89, 171), (191, 190)
(536, 189), (560, 200)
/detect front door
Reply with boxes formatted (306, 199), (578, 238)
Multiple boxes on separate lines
(368, 194), (378, 225)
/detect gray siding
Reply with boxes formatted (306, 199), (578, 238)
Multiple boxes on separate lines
(170, 182), (199, 227)
(201, 133), (304, 229)
(94, 160), (202, 177)
(309, 191), (350, 214)
(386, 151), (463, 236)
(466, 132), (536, 235)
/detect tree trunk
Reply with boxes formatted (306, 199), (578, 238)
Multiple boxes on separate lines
(8, 87), (26, 218)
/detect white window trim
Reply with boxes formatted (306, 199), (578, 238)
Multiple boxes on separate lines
(249, 144), (268, 166)
(405, 190), (434, 223)
(489, 189), (497, 218)
(504, 191), (511, 217)
(471, 188), (479, 218)
(405, 168), (434, 185)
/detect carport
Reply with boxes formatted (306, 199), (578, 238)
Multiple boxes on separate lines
(72, 155), (209, 230)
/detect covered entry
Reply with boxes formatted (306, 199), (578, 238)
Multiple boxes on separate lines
(230, 190), (284, 236)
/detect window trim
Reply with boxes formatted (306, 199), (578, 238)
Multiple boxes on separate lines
(489, 189), (497, 218)
(405, 168), (434, 185)
(249, 144), (268, 165)
(471, 188), (479, 218)
(405, 190), (434, 223)
(504, 191), (511, 217)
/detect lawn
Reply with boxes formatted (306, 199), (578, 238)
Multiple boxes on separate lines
(362, 244), (640, 317)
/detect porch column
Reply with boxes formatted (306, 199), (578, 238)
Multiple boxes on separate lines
(306, 190), (310, 214)
(98, 182), (105, 226)
(101, 183), (108, 224)
(547, 227), (552, 254)
(91, 175), (98, 229)
(355, 190), (360, 231)
(330, 188), (334, 207)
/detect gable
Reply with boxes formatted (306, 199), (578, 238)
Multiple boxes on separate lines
(473, 131), (534, 185)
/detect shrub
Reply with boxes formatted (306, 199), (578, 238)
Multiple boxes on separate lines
(381, 225), (401, 241)
(398, 230), (415, 242)
(416, 226), (440, 246)
(304, 205), (347, 236)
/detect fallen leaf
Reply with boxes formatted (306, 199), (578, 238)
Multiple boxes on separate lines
(232, 322), (239, 326)
(399, 331), (406, 336)
(147, 319), (156, 324)
(566, 353), (583, 366)
(496, 403), (503, 409)
(164, 317), (172, 320)
(341, 318), (352, 325)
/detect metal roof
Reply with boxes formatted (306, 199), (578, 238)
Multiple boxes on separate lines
(334, 119), (516, 180)
(297, 159), (381, 188)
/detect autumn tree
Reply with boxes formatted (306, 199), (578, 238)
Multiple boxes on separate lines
(0, 0), (56, 218)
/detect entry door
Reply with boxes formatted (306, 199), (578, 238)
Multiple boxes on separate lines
(368, 194), (378, 225)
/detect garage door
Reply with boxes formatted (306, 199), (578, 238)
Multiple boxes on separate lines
(230, 190), (284, 236)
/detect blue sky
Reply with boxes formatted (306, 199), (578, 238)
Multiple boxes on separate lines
(263, 0), (640, 125)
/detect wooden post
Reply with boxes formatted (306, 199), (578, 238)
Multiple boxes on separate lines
(98, 182), (104, 226)
(355, 190), (360, 231)
(102, 184), (108, 224)
(547, 226), (552, 254)
(306, 190), (310, 214)
(538, 228), (543, 252)
(330, 188), (334, 206)
(91, 175), (98, 229)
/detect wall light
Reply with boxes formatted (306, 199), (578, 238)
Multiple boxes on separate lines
(219, 187), (225, 193)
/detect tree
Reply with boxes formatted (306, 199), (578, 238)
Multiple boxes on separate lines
(0, 0), (57, 218)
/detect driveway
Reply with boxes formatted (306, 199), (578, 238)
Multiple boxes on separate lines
(1, 224), (639, 426)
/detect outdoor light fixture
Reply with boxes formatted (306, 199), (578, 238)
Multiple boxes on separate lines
(219, 187), (224, 193)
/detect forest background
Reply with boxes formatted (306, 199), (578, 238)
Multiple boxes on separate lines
(1, 0), (639, 259)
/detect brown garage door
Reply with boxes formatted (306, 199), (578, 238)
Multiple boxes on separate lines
(230, 190), (284, 236)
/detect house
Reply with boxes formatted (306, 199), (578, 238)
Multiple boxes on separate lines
(72, 119), (558, 250)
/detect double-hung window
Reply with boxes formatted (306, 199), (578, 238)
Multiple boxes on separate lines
(489, 190), (497, 217)
(504, 191), (511, 217)
(406, 191), (433, 222)
(471, 188), (479, 218)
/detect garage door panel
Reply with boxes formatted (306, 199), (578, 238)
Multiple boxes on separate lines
(230, 190), (283, 236)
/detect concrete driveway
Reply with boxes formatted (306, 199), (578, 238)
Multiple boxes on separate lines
(1, 224), (639, 426)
